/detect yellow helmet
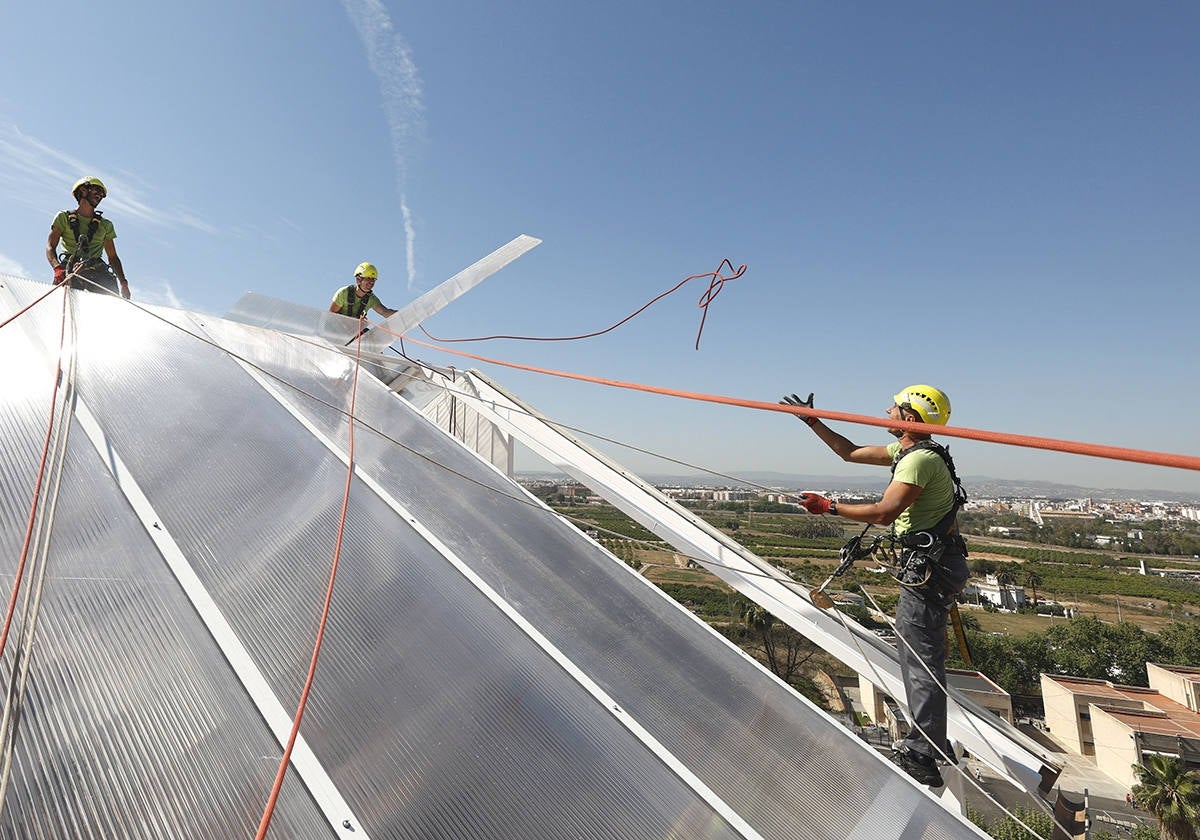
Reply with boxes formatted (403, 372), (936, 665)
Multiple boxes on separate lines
(354, 262), (378, 280)
(893, 384), (951, 426)
(72, 176), (107, 200)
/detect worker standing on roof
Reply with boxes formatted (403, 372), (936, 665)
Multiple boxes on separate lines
(329, 262), (398, 319)
(783, 385), (969, 787)
(46, 177), (130, 299)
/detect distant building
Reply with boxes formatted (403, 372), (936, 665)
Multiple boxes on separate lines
(947, 669), (1014, 724)
(962, 575), (1027, 611)
(713, 490), (756, 501)
(859, 668), (1012, 739)
(1041, 664), (1200, 789)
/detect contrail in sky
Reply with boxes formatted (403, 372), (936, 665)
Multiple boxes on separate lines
(340, 0), (426, 290)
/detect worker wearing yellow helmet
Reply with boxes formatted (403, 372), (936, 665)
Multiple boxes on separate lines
(781, 383), (968, 787)
(45, 176), (131, 299)
(329, 262), (398, 320)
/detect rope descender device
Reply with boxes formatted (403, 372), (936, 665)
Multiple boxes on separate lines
(810, 523), (942, 609)
(809, 523), (899, 609)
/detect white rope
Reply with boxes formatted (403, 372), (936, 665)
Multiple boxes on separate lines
(0, 288), (78, 813)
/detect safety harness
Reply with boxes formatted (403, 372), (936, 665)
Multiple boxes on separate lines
(339, 284), (374, 319)
(821, 441), (970, 599)
(62, 210), (104, 265)
(889, 440), (969, 597)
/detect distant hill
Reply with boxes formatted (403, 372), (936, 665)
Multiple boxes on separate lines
(517, 470), (1200, 504)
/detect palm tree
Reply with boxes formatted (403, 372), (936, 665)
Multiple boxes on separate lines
(1131, 753), (1200, 840)
(994, 566), (1019, 611)
(1023, 569), (1042, 608)
(994, 566), (1017, 587)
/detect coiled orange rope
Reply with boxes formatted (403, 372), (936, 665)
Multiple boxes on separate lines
(418, 259), (746, 350)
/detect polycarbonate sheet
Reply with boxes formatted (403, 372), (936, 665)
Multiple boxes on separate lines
(225, 291), (362, 344)
(46, 289), (742, 838)
(0, 279), (330, 838)
(0, 277), (984, 838)
(359, 233), (540, 354)
(194, 317), (984, 839)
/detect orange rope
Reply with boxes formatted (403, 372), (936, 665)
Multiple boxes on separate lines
(418, 259), (746, 350)
(0, 287), (69, 661)
(255, 317), (365, 838)
(388, 332), (1200, 473)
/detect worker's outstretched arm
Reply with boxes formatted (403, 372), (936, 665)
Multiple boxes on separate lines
(781, 392), (891, 465)
(809, 420), (892, 465)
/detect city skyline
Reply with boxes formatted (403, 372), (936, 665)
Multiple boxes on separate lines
(518, 465), (1200, 506)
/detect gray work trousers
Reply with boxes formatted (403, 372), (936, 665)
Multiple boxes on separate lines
(895, 551), (969, 760)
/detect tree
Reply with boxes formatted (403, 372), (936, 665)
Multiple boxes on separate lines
(1023, 569), (1043, 607)
(980, 805), (1053, 839)
(1131, 753), (1200, 840)
(742, 604), (816, 685)
(1044, 616), (1156, 686)
(995, 565), (1018, 587)
(1157, 621), (1200, 668)
(959, 632), (1051, 697)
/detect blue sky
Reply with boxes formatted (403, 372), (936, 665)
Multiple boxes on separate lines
(2, 2), (1197, 493)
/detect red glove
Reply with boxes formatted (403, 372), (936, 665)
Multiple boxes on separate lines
(800, 493), (832, 515)
(53, 265), (67, 285)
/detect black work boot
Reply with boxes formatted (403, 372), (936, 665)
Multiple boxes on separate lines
(891, 746), (944, 787)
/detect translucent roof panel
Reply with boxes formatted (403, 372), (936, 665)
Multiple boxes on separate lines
(0, 276), (985, 839)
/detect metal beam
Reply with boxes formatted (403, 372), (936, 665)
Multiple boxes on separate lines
(356, 234), (541, 354)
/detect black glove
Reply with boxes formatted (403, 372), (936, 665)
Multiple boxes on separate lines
(780, 392), (817, 426)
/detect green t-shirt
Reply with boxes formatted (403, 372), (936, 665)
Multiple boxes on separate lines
(332, 285), (382, 318)
(52, 210), (115, 262)
(886, 440), (956, 535)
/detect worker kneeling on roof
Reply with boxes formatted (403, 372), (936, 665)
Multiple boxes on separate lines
(783, 384), (969, 788)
